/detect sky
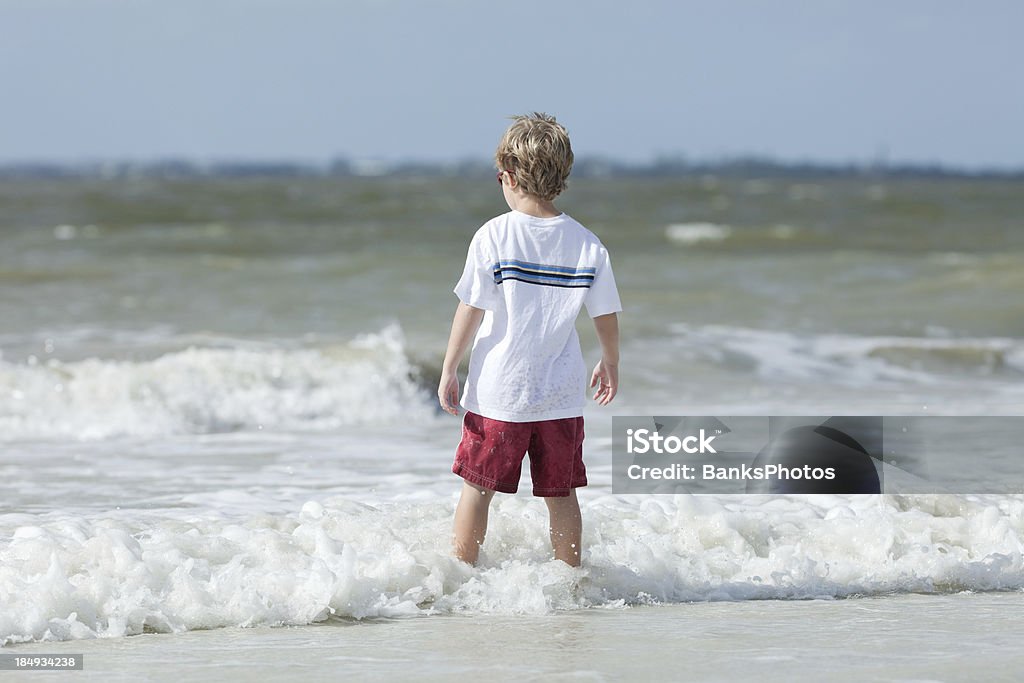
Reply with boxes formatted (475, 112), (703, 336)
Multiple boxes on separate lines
(1, 0), (1021, 169)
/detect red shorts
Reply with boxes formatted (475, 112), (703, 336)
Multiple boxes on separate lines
(452, 411), (587, 497)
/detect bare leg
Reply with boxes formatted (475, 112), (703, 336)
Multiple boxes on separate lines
(545, 489), (582, 567)
(452, 481), (496, 565)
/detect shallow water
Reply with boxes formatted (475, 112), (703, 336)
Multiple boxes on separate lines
(2, 175), (1023, 676)
(5, 594), (1023, 682)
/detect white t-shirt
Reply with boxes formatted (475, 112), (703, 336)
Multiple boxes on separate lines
(453, 209), (622, 422)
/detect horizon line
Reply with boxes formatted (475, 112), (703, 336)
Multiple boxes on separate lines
(1, 153), (1022, 180)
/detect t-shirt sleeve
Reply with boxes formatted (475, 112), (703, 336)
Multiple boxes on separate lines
(453, 228), (502, 311)
(584, 247), (623, 318)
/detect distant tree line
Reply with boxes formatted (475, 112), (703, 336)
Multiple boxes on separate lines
(0, 155), (1020, 180)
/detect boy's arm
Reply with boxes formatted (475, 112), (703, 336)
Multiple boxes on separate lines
(438, 301), (486, 416)
(590, 313), (619, 406)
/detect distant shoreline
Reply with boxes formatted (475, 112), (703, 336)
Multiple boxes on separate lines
(1, 156), (1021, 181)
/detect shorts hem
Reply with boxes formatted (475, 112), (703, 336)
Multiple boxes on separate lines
(452, 462), (518, 494)
(532, 481), (588, 498)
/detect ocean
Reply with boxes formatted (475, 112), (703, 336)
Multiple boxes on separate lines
(1, 173), (1022, 681)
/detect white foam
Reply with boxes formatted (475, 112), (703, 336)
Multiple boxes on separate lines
(668, 322), (1024, 386)
(665, 223), (732, 245)
(1, 492), (1021, 646)
(0, 324), (430, 441)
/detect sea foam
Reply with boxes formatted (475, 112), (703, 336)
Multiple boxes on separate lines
(0, 325), (431, 441)
(668, 322), (1024, 386)
(1, 492), (1021, 646)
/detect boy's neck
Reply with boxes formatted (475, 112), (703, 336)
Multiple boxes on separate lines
(509, 194), (562, 219)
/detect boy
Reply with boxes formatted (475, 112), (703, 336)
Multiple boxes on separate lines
(437, 112), (622, 568)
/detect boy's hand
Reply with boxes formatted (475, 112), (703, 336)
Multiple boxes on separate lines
(590, 359), (618, 406)
(438, 371), (461, 416)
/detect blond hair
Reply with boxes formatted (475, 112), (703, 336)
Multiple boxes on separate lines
(494, 112), (574, 201)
